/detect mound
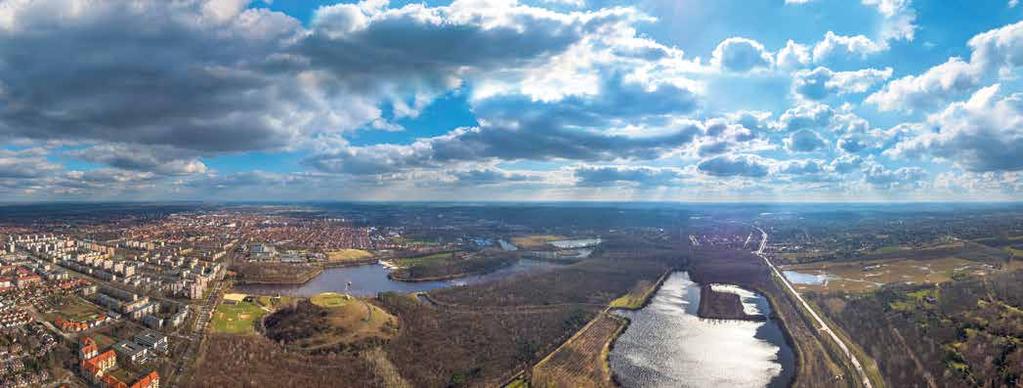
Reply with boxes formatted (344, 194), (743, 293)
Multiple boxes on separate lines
(264, 297), (398, 353)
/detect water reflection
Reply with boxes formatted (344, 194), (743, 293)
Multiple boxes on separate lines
(610, 272), (795, 388)
(233, 259), (562, 297)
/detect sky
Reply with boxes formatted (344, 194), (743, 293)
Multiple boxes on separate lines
(0, 0), (1022, 202)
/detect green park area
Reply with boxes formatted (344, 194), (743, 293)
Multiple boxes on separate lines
(211, 299), (267, 335)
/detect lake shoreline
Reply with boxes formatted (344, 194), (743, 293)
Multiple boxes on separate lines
(609, 271), (795, 388)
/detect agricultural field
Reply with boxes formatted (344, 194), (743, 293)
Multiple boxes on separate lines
(326, 248), (374, 262)
(781, 257), (999, 293)
(510, 235), (566, 250)
(211, 299), (266, 335)
(530, 312), (623, 388)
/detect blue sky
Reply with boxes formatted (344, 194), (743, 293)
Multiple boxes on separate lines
(0, 0), (1021, 201)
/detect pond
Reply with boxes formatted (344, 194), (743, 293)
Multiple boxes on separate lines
(782, 270), (831, 285)
(549, 238), (602, 249)
(233, 259), (563, 297)
(609, 272), (795, 388)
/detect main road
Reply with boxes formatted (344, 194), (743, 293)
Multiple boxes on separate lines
(753, 226), (874, 388)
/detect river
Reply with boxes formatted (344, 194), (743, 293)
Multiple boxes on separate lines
(609, 272), (795, 388)
(233, 259), (563, 297)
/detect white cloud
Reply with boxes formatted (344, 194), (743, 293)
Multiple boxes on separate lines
(776, 40), (811, 70)
(711, 37), (773, 72)
(792, 67), (892, 100)
(868, 20), (1023, 112)
(812, 31), (888, 62)
(888, 84), (1023, 172)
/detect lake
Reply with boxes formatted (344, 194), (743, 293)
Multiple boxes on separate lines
(233, 259), (562, 297)
(609, 272), (795, 388)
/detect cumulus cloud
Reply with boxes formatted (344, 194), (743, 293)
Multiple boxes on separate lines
(777, 102), (834, 131)
(307, 76), (702, 175)
(812, 31), (888, 62)
(69, 144), (207, 176)
(0, 0), (307, 152)
(862, 163), (926, 188)
(868, 20), (1023, 112)
(711, 37), (773, 72)
(452, 168), (539, 185)
(888, 84), (1023, 172)
(573, 165), (685, 186)
(697, 154), (771, 177)
(785, 129), (827, 152)
(0, 0), (651, 161)
(776, 40), (811, 70)
(0, 148), (61, 179)
(866, 57), (979, 112)
(792, 67), (892, 100)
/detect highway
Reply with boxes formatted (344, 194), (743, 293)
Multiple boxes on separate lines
(753, 226), (874, 388)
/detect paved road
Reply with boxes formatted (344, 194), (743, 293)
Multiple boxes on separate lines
(754, 227), (873, 388)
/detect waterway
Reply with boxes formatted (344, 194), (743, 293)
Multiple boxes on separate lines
(609, 272), (795, 388)
(234, 259), (563, 297)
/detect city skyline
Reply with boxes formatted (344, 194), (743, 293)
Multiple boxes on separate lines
(0, 0), (1022, 201)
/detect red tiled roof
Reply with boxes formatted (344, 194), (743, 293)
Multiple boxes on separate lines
(130, 371), (159, 388)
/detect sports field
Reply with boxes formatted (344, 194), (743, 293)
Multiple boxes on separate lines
(212, 299), (266, 335)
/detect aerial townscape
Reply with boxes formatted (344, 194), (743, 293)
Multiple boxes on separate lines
(1, 0), (1022, 387)
(0, 202), (1018, 387)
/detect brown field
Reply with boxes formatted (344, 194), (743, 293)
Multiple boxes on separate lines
(326, 248), (374, 262)
(379, 293), (599, 387)
(781, 257), (999, 293)
(187, 334), (384, 388)
(530, 312), (623, 388)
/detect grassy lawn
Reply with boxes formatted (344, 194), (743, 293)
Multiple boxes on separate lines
(326, 248), (374, 262)
(393, 251), (459, 267)
(281, 297), (398, 351)
(48, 296), (105, 322)
(310, 292), (350, 308)
(609, 279), (657, 309)
(211, 300), (266, 335)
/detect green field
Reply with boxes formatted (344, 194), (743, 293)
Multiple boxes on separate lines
(310, 292), (350, 308)
(46, 296), (104, 322)
(393, 251), (460, 267)
(212, 300), (266, 335)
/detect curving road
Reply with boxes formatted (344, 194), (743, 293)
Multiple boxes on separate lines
(753, 226), (873, 388)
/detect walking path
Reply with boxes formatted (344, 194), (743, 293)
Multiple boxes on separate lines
(754, 226), (873, 388)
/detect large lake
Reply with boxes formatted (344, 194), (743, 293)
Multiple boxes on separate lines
(609, 272), (795, 388)
(234, 259), (562, 297)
